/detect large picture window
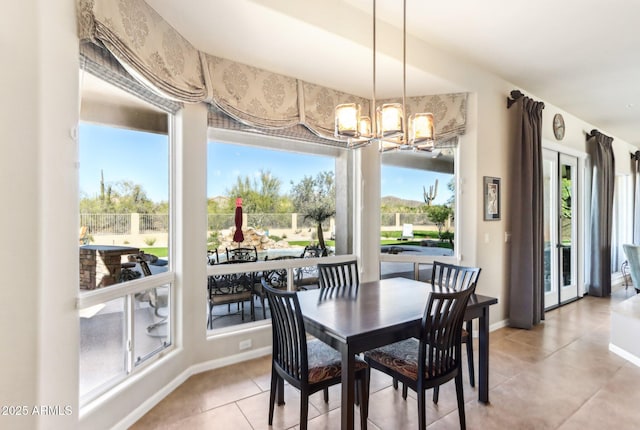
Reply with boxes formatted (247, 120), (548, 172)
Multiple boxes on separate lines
(380, 150), (457, 279)
(77, 72), (174, 403)
(206, 139), (342, 330)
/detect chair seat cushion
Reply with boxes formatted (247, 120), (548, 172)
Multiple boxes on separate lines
(307, 339), (367, 384)
(365, 338), (457, 381)
(365, 338), (421, 381)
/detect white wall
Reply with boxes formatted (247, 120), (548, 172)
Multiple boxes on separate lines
(1, 2), (41, 429)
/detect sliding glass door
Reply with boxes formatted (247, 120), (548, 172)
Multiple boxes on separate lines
(544, 149), (579, 309)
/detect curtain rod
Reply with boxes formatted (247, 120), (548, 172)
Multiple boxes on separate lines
(506, 90), (545, 109)
(506, 90), (524, 108)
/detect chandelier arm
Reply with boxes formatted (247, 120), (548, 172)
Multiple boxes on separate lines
(402, 0), (407, 145)
(372, 0), (377, 136)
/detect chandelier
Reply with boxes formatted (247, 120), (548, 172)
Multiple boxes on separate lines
(334, 0), (435, 152)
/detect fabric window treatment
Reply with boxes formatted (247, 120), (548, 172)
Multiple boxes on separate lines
(80, 43), (182, 114)
(207, 106), (345, 148)
(206, 55), (300, 129)
(77, 0), (469, 147)
(587, 130), (615, 297)
(507, 91), (545, 329)
(78, 0), (208, 103)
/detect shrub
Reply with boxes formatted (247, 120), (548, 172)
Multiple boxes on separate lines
(143, 237), (157, 246)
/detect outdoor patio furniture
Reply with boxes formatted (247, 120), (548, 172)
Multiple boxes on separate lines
(207, 260), (255, 329)
(207, 249), (219, 265)
(253, 255), (300, 319)
(226, 246), (258, 262)
(294, 245), (327, 290)
(134, 256), (169, 337)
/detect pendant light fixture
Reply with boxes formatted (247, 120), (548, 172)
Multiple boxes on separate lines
(334, 0), (435, 151)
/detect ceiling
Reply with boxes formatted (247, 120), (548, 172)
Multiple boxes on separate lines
(144, 0), (640, 147)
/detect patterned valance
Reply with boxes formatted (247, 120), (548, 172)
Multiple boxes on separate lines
(80, 42), (182, 113)
(206, 54), (300, 129)
(76, 0), (467, 147)
(207, 106), (344, 148)
(78, 0), (207, 102)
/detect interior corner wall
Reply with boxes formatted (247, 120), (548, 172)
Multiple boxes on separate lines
(1, 2), (41, 429)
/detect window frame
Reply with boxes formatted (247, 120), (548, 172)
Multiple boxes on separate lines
(77, 73), (177, 406)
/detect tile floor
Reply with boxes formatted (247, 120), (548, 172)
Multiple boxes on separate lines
(132, 288), (640, 429)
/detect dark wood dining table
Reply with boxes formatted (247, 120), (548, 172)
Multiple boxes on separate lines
(297, 276), (498, 430)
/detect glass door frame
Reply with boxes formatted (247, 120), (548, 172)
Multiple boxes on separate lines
(542, 140), (588, 310)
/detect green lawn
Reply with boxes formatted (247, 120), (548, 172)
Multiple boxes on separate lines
(141, 232), (454, 257)
(141, 247), (168, 258)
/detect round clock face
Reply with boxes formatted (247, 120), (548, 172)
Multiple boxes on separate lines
(553, 114), (565, 140)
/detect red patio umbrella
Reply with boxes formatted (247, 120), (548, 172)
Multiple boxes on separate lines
(233, 197), (244, 244)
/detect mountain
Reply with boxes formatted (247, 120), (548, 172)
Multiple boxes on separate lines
(381, 196), (424, 208)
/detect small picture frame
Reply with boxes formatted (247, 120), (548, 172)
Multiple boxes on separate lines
(483, 176), (501, 221)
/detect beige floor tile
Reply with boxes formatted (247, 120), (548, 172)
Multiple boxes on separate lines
(165, 403), (253, 430)
(133, 291), (640, 430)
(236, 384), (322, 429)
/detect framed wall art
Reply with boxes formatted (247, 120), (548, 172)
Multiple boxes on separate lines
(483, 176), (501, 221)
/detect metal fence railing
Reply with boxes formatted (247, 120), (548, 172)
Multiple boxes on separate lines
(80, 213), (131, 235)
(80, 212), (436, 235)
(139, 214), (169, 233)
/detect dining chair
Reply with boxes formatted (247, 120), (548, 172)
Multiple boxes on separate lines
(262, 281), (369, 430)
(364, 285), (475, 430)
(431, 261), (481, 389)
(317, 259), (359, 299)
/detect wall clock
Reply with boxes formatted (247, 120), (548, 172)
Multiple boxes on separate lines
(553, 113), (565, 140)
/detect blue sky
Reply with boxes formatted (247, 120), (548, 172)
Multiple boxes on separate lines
(79, 123), (453, 204)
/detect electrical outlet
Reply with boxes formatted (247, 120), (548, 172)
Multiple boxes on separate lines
(239, 339), (252, 350)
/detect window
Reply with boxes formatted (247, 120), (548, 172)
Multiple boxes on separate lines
(206, 139), (343, 330)
(77, 72), (174, 403)
(380, 149), (457, 279)
(612, 173), (634, 275)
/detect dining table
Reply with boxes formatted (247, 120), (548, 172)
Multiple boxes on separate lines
(297, 276), (498, 430)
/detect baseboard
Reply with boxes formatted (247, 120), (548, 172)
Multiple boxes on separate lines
(609, 343), (640, 368)
(113, 346), (272, 429)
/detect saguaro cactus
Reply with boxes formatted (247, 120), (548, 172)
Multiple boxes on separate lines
(423, 179), (439, 206)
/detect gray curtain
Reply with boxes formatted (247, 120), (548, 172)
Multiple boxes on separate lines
(633, 152), (640, 244)
(507, 91), (545, 329)
(587, 130), (615, 297)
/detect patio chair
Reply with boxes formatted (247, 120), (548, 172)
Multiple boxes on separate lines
(400, 223), (414, 240)
(262, 282), (369, 430)
(134, 256), (169, 336)
(207, 260), (255, 329)
(226, 246), (258, 262)
(253, 255), (300, 319)
(207, 249), (219, 265)
(364, 285), (475, 430)
(294, 245), (328, 290)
